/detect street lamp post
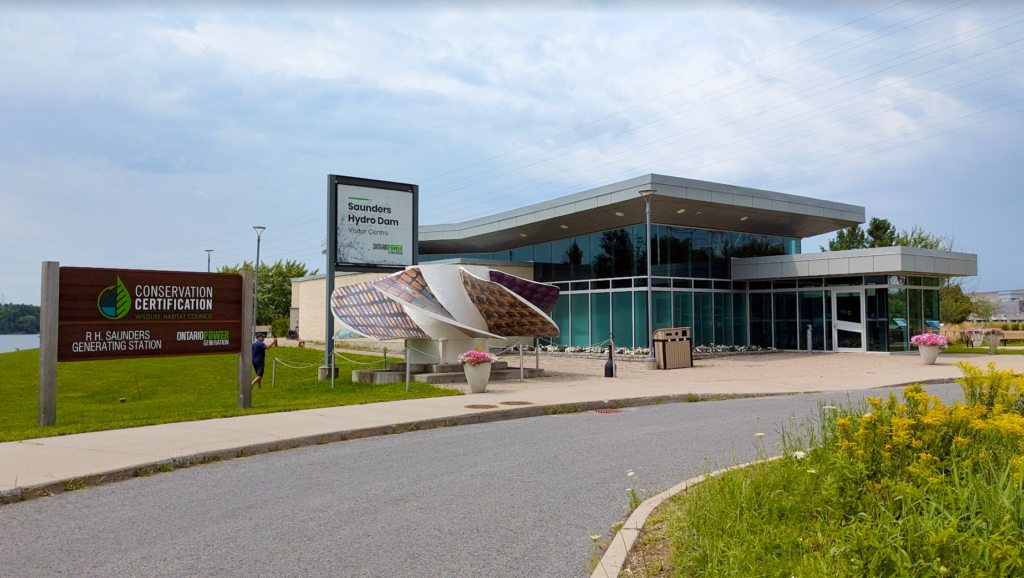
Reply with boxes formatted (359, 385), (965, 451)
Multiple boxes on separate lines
(252, 227), (266, 337)
(638, 189), (657, 370)
(205, 249), (214, 273)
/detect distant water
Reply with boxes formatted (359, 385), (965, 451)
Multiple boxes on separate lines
(0, 334), (39, 353)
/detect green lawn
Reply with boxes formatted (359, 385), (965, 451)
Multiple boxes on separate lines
(942, 344), (1024, 355)
(0, 347), (460, 442)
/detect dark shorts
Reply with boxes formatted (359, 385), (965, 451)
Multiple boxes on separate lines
(253, 363), (265, 377)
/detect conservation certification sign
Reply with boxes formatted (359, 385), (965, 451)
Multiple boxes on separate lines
(56, 267), (244, 362)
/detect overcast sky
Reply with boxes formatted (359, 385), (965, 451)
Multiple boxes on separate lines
(2, 0), (1022, 305)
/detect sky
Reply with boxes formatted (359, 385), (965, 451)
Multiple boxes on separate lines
(2, 0), (1022, 305)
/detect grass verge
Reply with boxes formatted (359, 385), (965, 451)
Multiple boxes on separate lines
(621, 361), (1024, 577)
(0, 347), (460, 442)
(942, 344), (1024, 356)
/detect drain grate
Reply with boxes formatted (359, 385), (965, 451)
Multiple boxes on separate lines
(592, 409), (625, 414)
(464, 404), (499, 410)
(499, 401), (534, 406)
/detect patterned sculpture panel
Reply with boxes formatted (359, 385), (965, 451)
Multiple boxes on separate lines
(488, 270), (559, 315)
(460, 269), (560, 337)
(331, 265), (561, 341)
(330, 281), (428, 340)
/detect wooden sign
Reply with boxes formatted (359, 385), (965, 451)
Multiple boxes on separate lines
(56, 267), (244, 362)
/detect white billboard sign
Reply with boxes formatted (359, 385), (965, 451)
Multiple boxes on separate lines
(335, 183), (415, 267)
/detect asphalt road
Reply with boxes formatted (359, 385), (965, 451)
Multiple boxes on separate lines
(0, 383), (961, 577)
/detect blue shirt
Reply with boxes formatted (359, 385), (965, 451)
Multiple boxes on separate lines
(253, 341), (268, 365)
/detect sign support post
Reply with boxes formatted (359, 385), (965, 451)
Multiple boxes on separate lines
(38, 261), (59, 426)
(325, 175), (337, 371)
(238, 269), (254, 408)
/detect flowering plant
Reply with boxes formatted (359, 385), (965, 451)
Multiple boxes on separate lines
(910, 333), (948, 348)
(966, 327), (1004, 335)
(457, 350), (498, 366)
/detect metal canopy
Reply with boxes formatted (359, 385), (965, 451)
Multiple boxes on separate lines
(731, 246), (978, 279)
(420, 174), (864, 254)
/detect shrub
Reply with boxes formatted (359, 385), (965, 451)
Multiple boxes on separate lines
(661, 362), (1024, 576)
(270, 317), (290, 338)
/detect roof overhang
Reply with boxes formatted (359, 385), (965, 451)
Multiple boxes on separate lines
(420, 174), (864, 254)
(731, 247), (978, 280)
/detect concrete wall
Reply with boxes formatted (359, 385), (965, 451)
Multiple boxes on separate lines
(290, 263), (536, 342)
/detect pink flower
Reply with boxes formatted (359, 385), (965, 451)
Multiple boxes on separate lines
(458, 350), (498, 366)
(910, 333), (948, 348)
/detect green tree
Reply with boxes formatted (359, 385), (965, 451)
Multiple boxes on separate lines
(970, 294), (999, 326)
(865, 217), (896, 247)
(895, 225), (943, 250)
(823, 217), (940, 251)
(822, 224), (868, 251)
(0, 304), (41, 334)
(218, 260), (318, 325)
(939, 284), (972, 324)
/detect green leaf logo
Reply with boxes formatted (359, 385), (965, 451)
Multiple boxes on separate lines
(97, 276), (132, 320)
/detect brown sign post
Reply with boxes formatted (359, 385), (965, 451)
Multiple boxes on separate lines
(38, 263), (254, 426)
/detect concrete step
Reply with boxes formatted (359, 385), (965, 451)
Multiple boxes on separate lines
(389, 362), (509, 373)
(414, 368), (545, 384)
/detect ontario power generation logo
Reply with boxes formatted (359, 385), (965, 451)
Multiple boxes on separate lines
(97, 277), (132, 320)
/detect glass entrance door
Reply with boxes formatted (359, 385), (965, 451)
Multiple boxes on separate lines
(833, 291), (864, 352)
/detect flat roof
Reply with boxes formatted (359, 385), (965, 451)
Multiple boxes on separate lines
(731, 246), (978, 280)
(420, 174), (865, 254)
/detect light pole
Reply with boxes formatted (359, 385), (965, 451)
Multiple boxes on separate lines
(205, 249), (214, 273)
(638, 189), (657, 370)
(252, 226), (266, 337)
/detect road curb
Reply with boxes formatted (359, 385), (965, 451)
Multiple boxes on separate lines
(590, 456), (783, 578)
(0, 379), (956, 507)
(0, 391), (791, 506)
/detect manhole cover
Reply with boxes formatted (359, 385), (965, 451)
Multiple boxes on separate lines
(499, 401), (534, 406)
(592, 409), (624, 414)
(464, 404), (499, 409)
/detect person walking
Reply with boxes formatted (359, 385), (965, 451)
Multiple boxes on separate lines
(252, 333), (277, 389)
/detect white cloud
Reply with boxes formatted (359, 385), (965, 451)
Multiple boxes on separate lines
(1, 2), (1022, 303)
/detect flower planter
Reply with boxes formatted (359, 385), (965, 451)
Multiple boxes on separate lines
(910, 333), (947, 364)
(971, 336), (984, 348)
(987, 334), (1000, 354)
(918, 344), (940, 365)
(463, 362), (492, 393)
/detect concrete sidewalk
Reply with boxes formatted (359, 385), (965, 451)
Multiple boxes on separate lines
(2, 352), (1021, 501)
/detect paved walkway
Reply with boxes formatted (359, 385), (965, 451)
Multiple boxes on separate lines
(2, 352), (1021, 497)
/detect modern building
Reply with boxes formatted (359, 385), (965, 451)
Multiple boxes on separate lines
(294, 174), (977, 353)
(969, 289), (1024, 323)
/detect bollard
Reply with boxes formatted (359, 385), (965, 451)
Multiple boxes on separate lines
(519, 342), (524, 382)
(535, 337), (540, 369)
(806, 325), (813, 353)
(383, 347), (387, 369)
(606, 334), (614, 379)
(405, 347), (411, 393)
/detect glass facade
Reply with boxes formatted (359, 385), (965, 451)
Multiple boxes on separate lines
(419, 226), (939, 353)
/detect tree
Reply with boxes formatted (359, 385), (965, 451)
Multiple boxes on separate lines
(939, 284), (972, 324)
(822, 224), (868, 251)
(0, 304), (41, 334)
(823, 217), (944, 252)
(865, 217), (896, 248)
(218, 260), (318, 325)
(970, 294), (999, 326)
(895, 225), (943, 250)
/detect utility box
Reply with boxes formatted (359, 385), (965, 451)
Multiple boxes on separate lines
(652, 327), (692, 370)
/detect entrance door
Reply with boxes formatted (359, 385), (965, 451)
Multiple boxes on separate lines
(833, 291), (864, 352)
